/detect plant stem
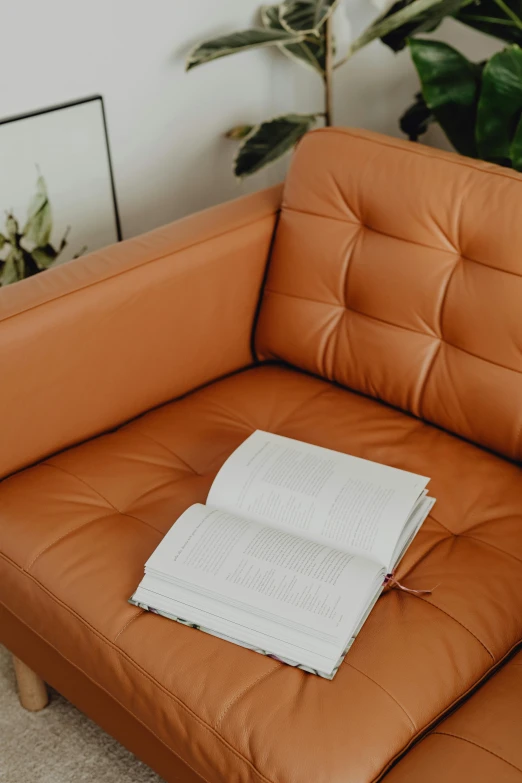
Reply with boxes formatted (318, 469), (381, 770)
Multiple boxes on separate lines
(459, 13), (520, 25)
(323, 14), (333, 126)
(492, 0), (522, 30)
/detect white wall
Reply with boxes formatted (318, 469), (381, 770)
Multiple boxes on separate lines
(1, 1), (502, 241)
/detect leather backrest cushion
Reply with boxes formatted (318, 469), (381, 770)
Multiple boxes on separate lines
(255, 128), (522, 462)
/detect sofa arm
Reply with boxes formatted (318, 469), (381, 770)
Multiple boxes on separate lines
(0, 184), (282, 479)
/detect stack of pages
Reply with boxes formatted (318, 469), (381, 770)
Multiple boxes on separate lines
(131, 431), (435, 679)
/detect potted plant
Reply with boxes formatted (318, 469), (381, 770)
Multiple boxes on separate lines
(186, 0), (522, 175)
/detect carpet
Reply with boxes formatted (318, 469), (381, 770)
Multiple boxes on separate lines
(0, 644), (164, 782)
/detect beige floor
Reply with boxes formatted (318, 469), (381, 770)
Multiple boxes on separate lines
(0, 644), (164, 782)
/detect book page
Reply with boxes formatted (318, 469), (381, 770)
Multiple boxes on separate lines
(389, 495), (436, 571)
(132, 575), (347, 675)
(145, 503), (384, 643)
(207, 431), (429, 568)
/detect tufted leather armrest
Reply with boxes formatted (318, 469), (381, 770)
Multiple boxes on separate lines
(0, 184), (282, 480)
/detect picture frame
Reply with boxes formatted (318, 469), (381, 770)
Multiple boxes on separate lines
(0, 95), (122, 280)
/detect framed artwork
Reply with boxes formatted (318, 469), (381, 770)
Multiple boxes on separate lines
(0, 95), (121, 284)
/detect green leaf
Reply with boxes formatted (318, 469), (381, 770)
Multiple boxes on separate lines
(225, 125), (255, 140)
(278, 0), (339, 31)
(378, 0), (466, 52)
(234, 113), (317, 177)
(23, 175), (52, 246)
(0, 233), (7, 250)
(262, 3), (326, 72)
(262, 3), (285, 28)
(21, 249), (41, 278)
(31, 243), (58, 269)
(1, 260), (18, 286)
(72, 245), (88, 260)
(186, 28), (305, 70)
(57, 226), (70, 254)
(510, 111), (522, 168)
(262, 4), (284, 27)
(400, 91), (436, 139)
(1, 248), (23, 286)
(5, 214), (19, 243)
(344, 0), (469, 60)
(409, 38), (481, 157)
(279, 1), (319, 32)
(313, 0), (340, 28)
(455, 0), (522, 47)
(476, 44), (522, 164)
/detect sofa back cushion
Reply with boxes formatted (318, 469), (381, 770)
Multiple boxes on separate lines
(255, 128), (522, 462)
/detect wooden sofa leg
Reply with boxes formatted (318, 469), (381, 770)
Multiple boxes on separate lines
(12, 655), (49, 711)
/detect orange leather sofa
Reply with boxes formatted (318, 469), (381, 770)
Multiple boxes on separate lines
(1, 128), (521, 783)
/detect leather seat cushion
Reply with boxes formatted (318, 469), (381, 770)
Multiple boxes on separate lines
(1, 364), (521, 783)
(384, 650), (522, 782)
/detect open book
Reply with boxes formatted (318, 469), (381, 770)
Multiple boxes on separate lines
(131, 431), (435, 679)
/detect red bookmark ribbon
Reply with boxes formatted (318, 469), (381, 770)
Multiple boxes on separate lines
(384, 572), (436, 596)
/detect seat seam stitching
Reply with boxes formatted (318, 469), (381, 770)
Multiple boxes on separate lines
(1, 547), (516, 782)
(427, 512), (522, 567)
(164, 396), (255, 435)
(128, 429), (200, 475)
(25, 511), (116, 572)
(275, 387), (335, 430)
(458, 533), (522, 567)
(0, 595), (211, 783)
(459, 513), (521, 535)
(0, 550), (276, 783)
(214, 664), (281, 732)
(399, 529), (454, 581)
(415, 598), (494, 660)
(368, 640), (522, 783)
(0, 212), (277, 327)
(432, 731), (522, 774)
(345, 662), (417, 732)
(41, 462), (163, 535)
(426, 513), (453, 535)
(114, 609), (145, 642)
(125, 474), (204, 510)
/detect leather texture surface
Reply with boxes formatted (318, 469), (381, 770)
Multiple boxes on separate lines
(0, 604), (205, 783)
(1, 365), (521, 783)
(0, 183), (282, 480)
(256, 128), (522, 462)
(384, 650), (522, 782)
